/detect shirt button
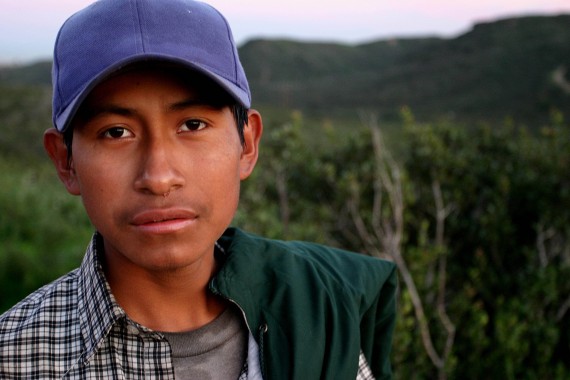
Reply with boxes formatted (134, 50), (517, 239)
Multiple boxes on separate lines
(127, 324), (139, 335)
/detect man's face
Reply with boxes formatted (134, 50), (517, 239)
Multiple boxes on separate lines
(55, 68), (260, 273)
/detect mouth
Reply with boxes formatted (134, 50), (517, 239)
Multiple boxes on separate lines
(130, 208), (198, 234)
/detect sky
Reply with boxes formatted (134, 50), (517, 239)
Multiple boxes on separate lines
(1, 0), (570, 63)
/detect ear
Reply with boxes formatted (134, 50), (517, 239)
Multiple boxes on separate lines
(239, 109), (263, 180)
(43, 128), (81, 195)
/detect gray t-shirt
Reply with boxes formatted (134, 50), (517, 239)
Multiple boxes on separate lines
(161, 305), (248, 379)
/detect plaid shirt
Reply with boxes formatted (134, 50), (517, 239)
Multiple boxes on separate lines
(0, 233), (375, 379)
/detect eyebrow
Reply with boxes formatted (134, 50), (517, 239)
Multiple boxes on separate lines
(168, 98), (222, 111)
(77, 105), (135, 124)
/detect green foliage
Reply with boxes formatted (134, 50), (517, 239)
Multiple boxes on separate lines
(0, 84), (52, 161)
(235, 111), (339, 242)
(399, 115), (570, 379)
(0, 159), (92, 311)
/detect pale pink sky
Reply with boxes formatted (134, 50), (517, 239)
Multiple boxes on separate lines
(1, 0), (570, 63)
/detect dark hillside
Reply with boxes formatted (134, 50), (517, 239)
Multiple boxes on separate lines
(240, 15), (570, 124)
(0, 62), (53, 161)
(0, 61), (52, 86)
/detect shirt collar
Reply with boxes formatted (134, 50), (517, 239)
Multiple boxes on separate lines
(77, 232), (127, 363)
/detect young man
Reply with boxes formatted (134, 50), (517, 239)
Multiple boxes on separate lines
(0, 1), (397, 379)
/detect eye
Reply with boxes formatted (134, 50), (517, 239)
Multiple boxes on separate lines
(102, 127), (133, 139)
(179, 119), (208, 132)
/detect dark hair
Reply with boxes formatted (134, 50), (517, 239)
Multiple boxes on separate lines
(232, 103), (248, 146)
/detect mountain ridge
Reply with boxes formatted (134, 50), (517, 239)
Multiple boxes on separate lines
(239, 14), (570, 123)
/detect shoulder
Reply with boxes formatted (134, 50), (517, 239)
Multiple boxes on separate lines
(219, 228), (397, 299)
(0, 269), (80, 337)
(0, 270), (84, 377)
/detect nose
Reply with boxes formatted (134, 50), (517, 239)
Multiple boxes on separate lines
(133, 138), (185, 196)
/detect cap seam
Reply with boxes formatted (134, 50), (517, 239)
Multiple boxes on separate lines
(209, 6), (239, 83)
(224, 16), (238, 83)
(131, 0), (146, 53)
(53, 18), (70, 124)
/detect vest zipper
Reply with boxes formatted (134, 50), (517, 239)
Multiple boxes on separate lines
(209, 280), (267, 378)
(258, 322), (268, 378)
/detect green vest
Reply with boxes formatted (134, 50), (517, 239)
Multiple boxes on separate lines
(211, 228), (397, 380)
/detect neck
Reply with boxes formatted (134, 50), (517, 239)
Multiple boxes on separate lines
(103, 247), (227, 332)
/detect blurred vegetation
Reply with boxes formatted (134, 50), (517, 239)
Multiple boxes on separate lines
(1, 14), (570, 379)
(0, 159), (92, 311)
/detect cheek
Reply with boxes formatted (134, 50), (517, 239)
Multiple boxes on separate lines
(199, 148), (242, 208)
(76, 174), (118, 220)
(72, 157), (127, 216)
(202, 155), (242, 199)
(198, 135), (243, 181)
(74, 161), (124, 195)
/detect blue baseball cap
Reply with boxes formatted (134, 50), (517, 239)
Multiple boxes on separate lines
(52, 0), (251, 132)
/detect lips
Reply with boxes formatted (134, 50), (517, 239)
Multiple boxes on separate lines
(130, 208), (198, 234)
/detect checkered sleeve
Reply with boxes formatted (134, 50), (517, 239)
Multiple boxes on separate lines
(0, 270), (83, 378)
